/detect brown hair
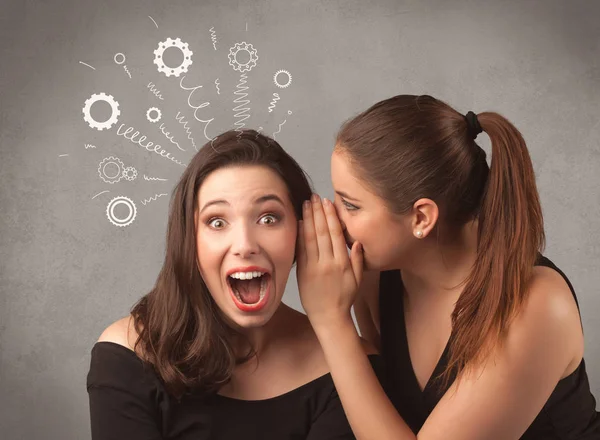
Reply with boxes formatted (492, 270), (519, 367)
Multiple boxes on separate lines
(336, 94), (545, 385)
(131, 129), (313, 399)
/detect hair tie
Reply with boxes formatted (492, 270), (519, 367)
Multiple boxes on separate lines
(465, 111), (483, 139)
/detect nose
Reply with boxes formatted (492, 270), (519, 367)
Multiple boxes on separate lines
(231, 223), (259, 258)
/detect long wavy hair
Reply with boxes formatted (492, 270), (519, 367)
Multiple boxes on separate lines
(131, 129), (313, 399)
(337, 95), (545, 387)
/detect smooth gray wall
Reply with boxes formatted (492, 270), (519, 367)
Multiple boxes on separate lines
(1, 0), (598, 439)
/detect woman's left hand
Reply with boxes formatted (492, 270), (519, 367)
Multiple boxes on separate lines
(296, 194), (364, 330)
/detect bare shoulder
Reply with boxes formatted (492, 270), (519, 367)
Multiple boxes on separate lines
(523, 265), (580, 331)
(505, 265), (583, 375)
(97, 315), (139, 352)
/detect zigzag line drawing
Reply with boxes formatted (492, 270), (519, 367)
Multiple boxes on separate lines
(268, 93), (280, 113)
(141, 193), (168, 206)
(175, 111), (198, 150)
(143, 175), (168, 181)
(233, 73), (250, 131)
(85, 143), (96, 149)
(214, 78), (221, 94)
(147, 82), (164, 100)
(209, 27), (217, 50)
(123, 65), (132, 78)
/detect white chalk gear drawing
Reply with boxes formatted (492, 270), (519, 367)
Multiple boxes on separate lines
(228, 42), (258, 73)
(273, 70), (292, 88)
(106, 196), (137, 227)
(122, 166), (138, 181)
(98, 156), (126, 184)
(83, 93), (121, 131)
(153, 37), (193, 77)
(146, 107), (162, 123)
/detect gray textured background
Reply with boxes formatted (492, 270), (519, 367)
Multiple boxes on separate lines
(1, 0), (599, 439)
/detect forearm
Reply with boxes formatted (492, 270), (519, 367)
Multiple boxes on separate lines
(314, 316), (416, 440)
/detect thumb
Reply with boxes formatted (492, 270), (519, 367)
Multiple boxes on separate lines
(350, 241), (364, 287)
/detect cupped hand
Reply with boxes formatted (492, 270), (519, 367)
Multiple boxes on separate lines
(296, 194), (364, 330)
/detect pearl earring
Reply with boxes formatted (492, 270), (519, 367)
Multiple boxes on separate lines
(415, 230), (423, 238)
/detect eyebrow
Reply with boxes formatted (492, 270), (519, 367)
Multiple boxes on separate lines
(335, 190), (360, 202)
(199, 194), (285, 214)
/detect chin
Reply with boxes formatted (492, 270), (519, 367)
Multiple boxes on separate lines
(230, 312), (275, 329)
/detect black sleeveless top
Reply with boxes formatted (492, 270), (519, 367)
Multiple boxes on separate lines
(379, 255), (600, 439)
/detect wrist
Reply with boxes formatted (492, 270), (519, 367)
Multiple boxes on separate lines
(311, 314), (358, 345)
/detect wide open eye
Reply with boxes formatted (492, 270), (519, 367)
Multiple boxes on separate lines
(208, 218), (227, 229)
(259, 214), (280, 225)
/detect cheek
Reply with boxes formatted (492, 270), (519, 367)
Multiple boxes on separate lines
(195, 232), (226, 277)
(268, 226), (297, 265)
(343, 214), (373, 243)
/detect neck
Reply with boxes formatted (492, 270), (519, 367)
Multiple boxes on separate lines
(400, 220), (479, 300)
(230, 304), (293, 356)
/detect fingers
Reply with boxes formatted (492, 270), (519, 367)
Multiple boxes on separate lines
(302, 200), (319, 260)
(296, 220), (307, 268)
(322, 198), (348, 260)
(350, 241), (364, 288)
(311, 195), (334, 260)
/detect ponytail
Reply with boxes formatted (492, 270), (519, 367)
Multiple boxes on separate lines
(443, 112), (545, 385)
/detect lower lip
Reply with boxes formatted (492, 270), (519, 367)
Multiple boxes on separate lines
(228, 276), (271, 312)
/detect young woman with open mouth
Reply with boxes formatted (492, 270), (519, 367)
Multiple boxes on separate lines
(86, 129), (381, 440)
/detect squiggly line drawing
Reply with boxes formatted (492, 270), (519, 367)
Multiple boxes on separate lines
(147, 82), (164, 100)
(209, 27), (217, 50)
(79, 61), (96, 70)
(268, 93), (280, 113)
(122, 65), (132, 79)
(85, 143), (96, 149)
(214, 78), (221, 95)
(92, 190), (110, 200)
(256, 126), (263, 139)
(175, 111), (198, 151)
(148, 16), (158, 29)
(141, 193), (168, 206)
(273, 119), (286, 139)
(143, 175), (168, 181)
(233, 74), (250, 132)
(179, 76), (216, 141)
(116, 123), (186, 167)
(159, 123), (184, 151)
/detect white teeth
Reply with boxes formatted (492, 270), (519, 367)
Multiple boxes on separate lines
(229, 271), (265, 280)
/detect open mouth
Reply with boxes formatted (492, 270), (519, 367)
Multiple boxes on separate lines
(226, 269), (271, 312)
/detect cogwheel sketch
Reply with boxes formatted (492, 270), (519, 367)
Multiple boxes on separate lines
(83, 93), (121, 131)
(122, 166), (138, 181)
(228, 42), (258, 73)
(98, 156), (126, 184)
(273, 70), (292, 88)
(153, 37), (193, 77)
(106, 196), (137, 227)
(146, 107), (162, 123)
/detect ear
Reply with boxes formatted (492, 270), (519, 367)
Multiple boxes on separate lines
(410, 198), (439, 239)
